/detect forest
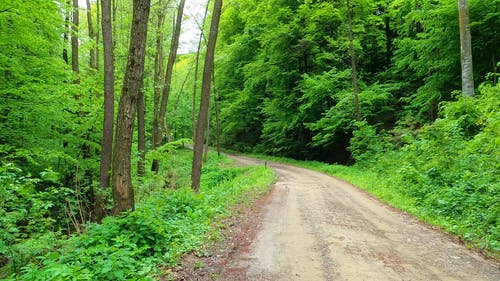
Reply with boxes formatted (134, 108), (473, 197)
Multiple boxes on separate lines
(0, 0), (499, 279)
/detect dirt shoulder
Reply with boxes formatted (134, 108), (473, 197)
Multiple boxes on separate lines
(165, 182), (275, 280)
(170, 155), (500, 280)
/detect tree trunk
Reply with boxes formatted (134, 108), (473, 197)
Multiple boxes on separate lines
(63, 0), (70, 64)
(192, 0), (210, 139)
(112, 0), (117, 47)
(203, 108), (210, 163)
(71, 0), (80, 83)
(96, 0), (100, 70)
(86, 0), (97, 69)
(458, 0), (474, 96)
(192, 0), (223, 191)
(96, 0), (115, 222)
(137, 84), (146, 177)
(151, 0), (168, 173)
(111, 0), (151, 214)
(213, 70), (221, 157)
(346, 0), (360, 120)
(157, 0), (186, 147)
(175, 62), (195, 110)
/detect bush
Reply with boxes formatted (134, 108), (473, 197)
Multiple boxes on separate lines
(358, 83), (500, 253)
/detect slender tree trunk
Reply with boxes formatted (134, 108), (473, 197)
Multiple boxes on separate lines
(96, 0), (115, 222)
(203, 108), (210, 163)
(213, 70), (221, 156)
(112, 0), (117, 47)
(137, 84), (146, 177)
(63, 0), (70, 64)
(71, 0), (80, 83)
(346, 0), (360, 120)
(96, 0), (100, 70)
(458, 0), (474, 96)
(174, 61), (196, 110)
(86, 0), (97, 69)
(151, 0), (168, 173)
(157, 0), (186, 147)
(111, 0), (151, 214)
(192, 0), (222, 191)
(169, 61), (196, 137)
(192, 0), (210, 139)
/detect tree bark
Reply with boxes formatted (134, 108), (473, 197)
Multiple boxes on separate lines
(86, 0), (97, 69)
(213, 70), (221, 157)
(112, 0), (117, 47)
(137, 84), (146, 177)
(346, 0), (361, 120)
(63, 0), (70, 64)
(192, 0), (223, 191)
(96, 0), (115, 222)
(458, 0), (474, 96)
(203, 107), (210, 163)
(111, 0), (151, 214)
(157, 0), (186, 148)
(71, 0), (80, 83)
(96, 0), (100, 70)
(192, 0), (210, 139)
(151, 0), (168, 173)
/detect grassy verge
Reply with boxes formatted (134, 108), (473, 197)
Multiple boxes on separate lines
(3, 148), (275, 280)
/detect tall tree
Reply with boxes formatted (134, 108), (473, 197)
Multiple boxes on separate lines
(203, 106), (210, 163)
(192, 0), (223, 191)
(111, 0), (151, 214)
(152, 0), (186, 173)
(63, 0), (70, 64)
(458, 0), (474, 96)
(151, 0), (169, 173)
(86, 0), (97, 69)
(97, 0), (115, 221)
(96, 0), (100, 69)
(213, 70), (221, 156)
(192, 0), (210, 139)
(71, 0), (80, 83)
(137, 83), (146, 177)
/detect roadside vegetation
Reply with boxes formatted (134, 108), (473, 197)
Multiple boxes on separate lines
(242, 83), (500, 258)
(0, 148), (275, 280)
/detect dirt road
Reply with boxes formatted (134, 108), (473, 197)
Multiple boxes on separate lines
(219, 155), (499, 281)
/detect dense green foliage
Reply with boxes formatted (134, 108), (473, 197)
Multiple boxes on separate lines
(216, 0), (499, 162)
(1, 149), (275, 279)
(0, 0), (95, 179)
(0, 0), (199, 237)
(242, 83), (500, 255)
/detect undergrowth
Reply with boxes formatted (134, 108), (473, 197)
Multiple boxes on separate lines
(1, 149), (275, 280)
